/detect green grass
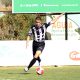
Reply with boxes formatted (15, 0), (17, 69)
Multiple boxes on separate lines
(0, 66), (80, 80)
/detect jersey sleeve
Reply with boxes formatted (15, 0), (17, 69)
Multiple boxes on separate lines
(27, 28), (32, 36)
(44, 22), (51, 28)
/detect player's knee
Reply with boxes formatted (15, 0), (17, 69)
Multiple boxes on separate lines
(34, 51), (41, 58)
(36, 50), (41, 54)
(34, 54), (38, 58)
(34, 55), (38, 59)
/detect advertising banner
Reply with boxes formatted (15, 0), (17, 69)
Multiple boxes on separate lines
(13, 0), (80, 13)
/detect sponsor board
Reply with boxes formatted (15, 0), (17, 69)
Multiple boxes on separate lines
(0, 41), (80, 66)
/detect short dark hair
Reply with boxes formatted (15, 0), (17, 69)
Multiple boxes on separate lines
(35, 17), (42, 21)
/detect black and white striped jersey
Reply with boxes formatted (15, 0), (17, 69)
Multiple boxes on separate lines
(28, 22), (50, 42)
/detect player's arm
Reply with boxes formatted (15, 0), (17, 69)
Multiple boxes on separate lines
(51, 13), (64, 24)
(26, 28), (32, 48)
(26, 36), (30, 47)
(45, 13), (64, 28)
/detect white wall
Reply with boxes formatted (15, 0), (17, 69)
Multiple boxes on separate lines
(0, 41), (80, 66)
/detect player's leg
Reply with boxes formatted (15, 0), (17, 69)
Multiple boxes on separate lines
(27, 42), (45, 70)
(24, 41), (39, 72)
(27, 50), (41, 70)
(24, 41), (45, 72)
(37, 57), (41, 66)
(33, 54), (41, 66)
(33, 44), (41, 66)
(37, 42), (45, 66)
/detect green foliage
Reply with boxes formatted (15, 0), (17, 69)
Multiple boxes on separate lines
(0, 0), (12, 7)
(0, 13), (36, 40)
(75, 28), (80, 35)
(45, 32), (51, 40)
(0, 13), (46, 40)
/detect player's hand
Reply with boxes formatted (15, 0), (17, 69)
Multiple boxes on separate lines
(50, 13), (65, 24)
(26, 41), (29, 48)
(26, 36), (30, 48)
(50, 20), (54, 24)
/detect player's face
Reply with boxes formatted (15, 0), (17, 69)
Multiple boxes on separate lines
(35, 20), (42, 27)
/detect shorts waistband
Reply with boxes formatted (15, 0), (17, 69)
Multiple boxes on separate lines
(33, 40), (45, 43)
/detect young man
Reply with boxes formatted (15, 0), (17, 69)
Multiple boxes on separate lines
(24, 13), (64, 72)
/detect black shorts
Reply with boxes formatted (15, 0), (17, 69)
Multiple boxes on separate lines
(32, 41), (45, 56)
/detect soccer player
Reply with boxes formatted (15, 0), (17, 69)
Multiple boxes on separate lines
(24, 13), (64, 72)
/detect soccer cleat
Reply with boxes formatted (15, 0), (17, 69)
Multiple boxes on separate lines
(24, 67), (29, 72)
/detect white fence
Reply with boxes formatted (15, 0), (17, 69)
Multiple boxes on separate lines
(0, 40), (80, 66)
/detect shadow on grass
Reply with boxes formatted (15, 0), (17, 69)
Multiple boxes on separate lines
(8, 72), (30, 75)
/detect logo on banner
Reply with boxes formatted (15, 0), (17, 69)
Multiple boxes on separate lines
(69, 51), (80, 61)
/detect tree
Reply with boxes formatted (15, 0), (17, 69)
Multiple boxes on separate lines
(0, 13), (37, 40)
(75, 28), (80, 40)
(0, 0), (12, 7)
(75, 28), (80, 35)
(0, 13), (46, 40)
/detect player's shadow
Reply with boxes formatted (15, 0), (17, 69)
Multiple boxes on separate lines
(8, 72), (30, 75)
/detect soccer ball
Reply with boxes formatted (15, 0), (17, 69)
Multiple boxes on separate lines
(36, 67), (44, 75)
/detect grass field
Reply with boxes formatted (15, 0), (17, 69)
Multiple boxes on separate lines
(0, 66), (80, 80)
